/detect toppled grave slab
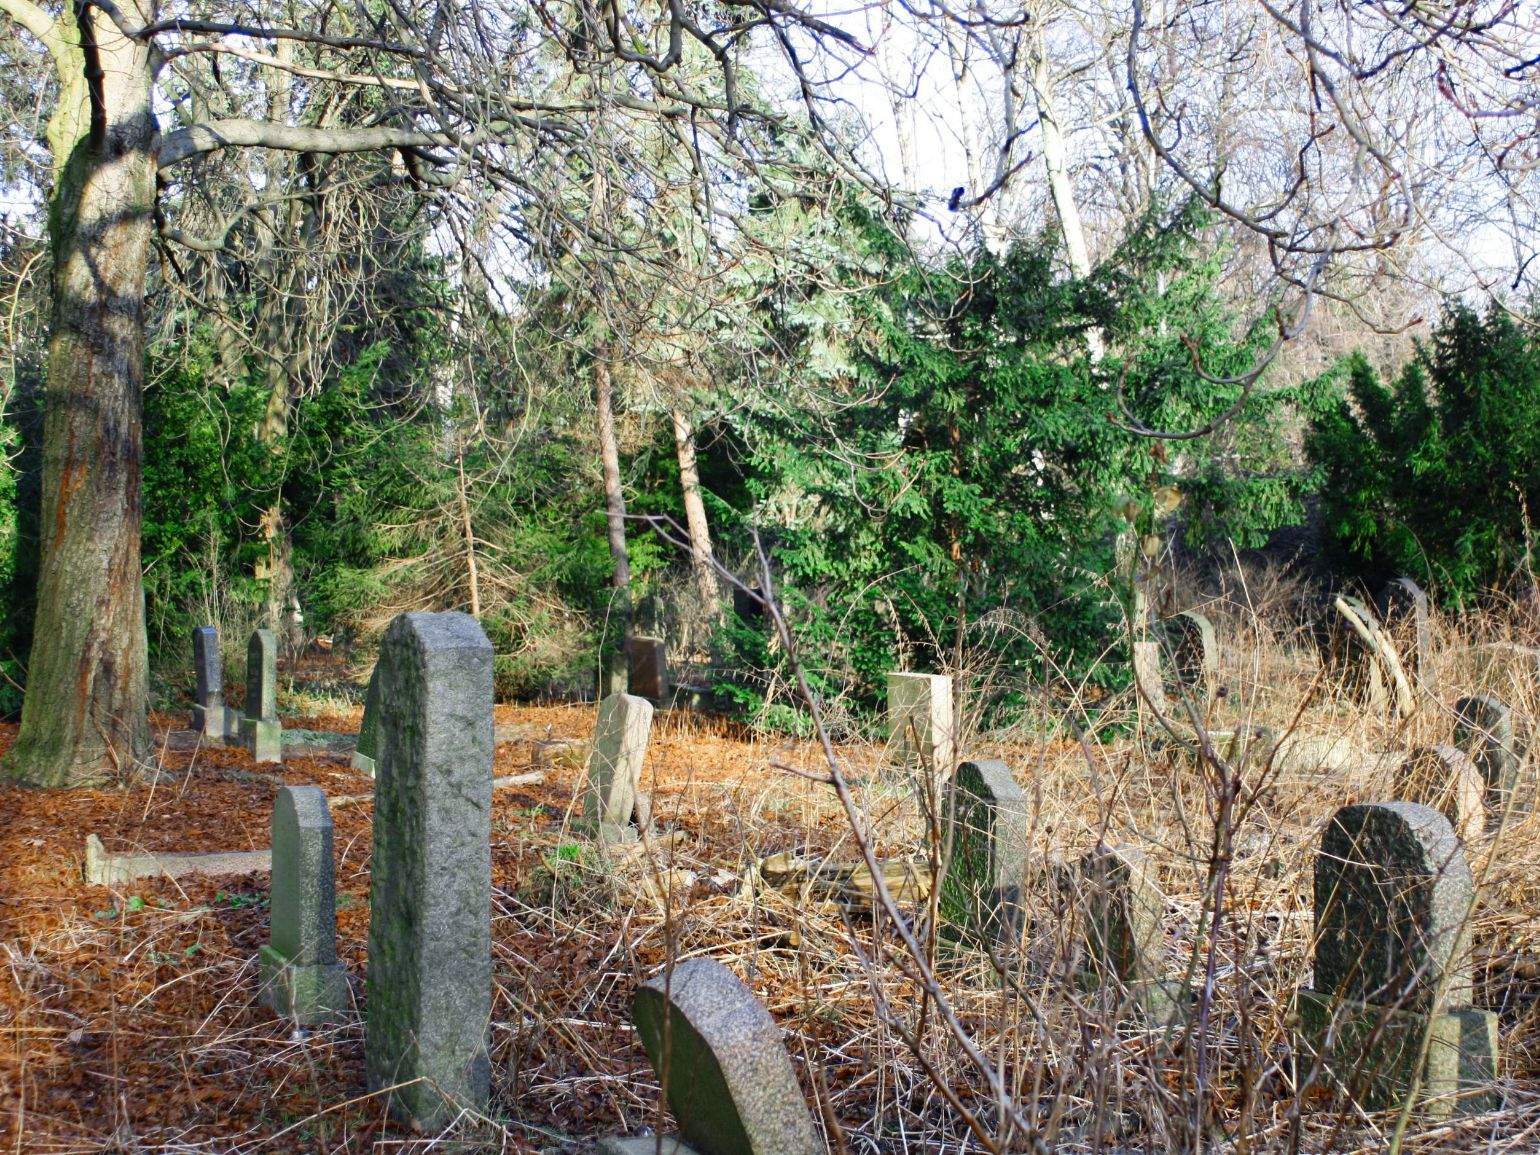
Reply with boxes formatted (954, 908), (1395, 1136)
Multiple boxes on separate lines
(85, 834), (270, 886)
(752, 852), (932, 907)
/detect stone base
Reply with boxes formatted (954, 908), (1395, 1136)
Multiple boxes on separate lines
(259, 944), (349, 1024)
(240, 716), (283, 763)
(191, 702), (224, 738)
(1297, 989), (1499, 1117)
(222, 705), (243, 743)
(350, 750), (375, 776)
(597, 1138), (697, 1155)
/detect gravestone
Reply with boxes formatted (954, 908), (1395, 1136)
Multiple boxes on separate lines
(627, 635), (670, 703)
(351, 663), (380, 775)
(582, 692), (655, 844)
(259, 786), (348, 1023)
(886, 672), (955, 778)
(941, 759), (1028, 945)
(191, 626), (224, 738)
(1379, 577), (1434, 689)
(1297, 802), (1497, 1117)
(1131, 640), (1169, 715)
(1394, 746), (1485, 844)
(239, 629), (282, 762)
(365, 612), (494, 1130)
(1078, 844), (1187, 1022)
(1152, 609), (1220, 703)
(632, 958), (821, 1155)
(1454, 693), (1521, 814)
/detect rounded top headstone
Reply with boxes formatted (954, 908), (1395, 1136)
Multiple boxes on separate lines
(633, 958), (821, 1155)
(1313, 802), (1474, 1009)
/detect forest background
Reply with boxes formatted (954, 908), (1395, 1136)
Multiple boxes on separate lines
(1, 0), (1537, 742)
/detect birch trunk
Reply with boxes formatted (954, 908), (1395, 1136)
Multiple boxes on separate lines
(670, 409), (720, 617)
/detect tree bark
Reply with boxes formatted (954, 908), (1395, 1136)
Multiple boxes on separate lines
(670, 409), (720, 617)
(594, 355), (630, 694)
(455, 439), (482, 617)
(595, 356), (631, 595)
(3, 4), (155, 785)
(1027, 25), (1105, 361)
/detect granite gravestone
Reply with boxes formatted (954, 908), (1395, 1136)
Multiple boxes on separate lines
(191, 626), (224, 738)
(941, 759), (1028, 946)
(1298, 802), (1497, 1116)
(632, 958), (821, 1155)
(1454, 693), (1521, 815)
(239, 629), (282, 762)
(582, 691), (655, 844)
(364, 612), (494, 1130)
(886, 672), (956, 779)
(259, 786), (348, 1023)
(1394, 746), (1486, 844)
(352, 662), (380, 775)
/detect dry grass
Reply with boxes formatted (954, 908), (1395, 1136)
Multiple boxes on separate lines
(6, 569), (1540, 1151)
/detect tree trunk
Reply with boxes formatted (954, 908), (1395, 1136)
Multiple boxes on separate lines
(594, 355), (630, 693)
(670, 409), (720, 617)
(595, 356), (631, 595)
(256, 46), (299, 641)
(4, 8), (154, 785)
(1028, 26), (1105, 361)
(455, 439), (482, 617)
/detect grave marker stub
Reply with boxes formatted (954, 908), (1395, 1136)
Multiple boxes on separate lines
(582, 691), (654, 843)
(365, 611), (494, 1130)
(1298, 802), (1497, 1116)
(633, 958), (821, 1155)
(259, 786), (348, 1023)
(886, 672), (955, 778)
(239, 628), (282, 762)
(627, 635), (670, 703)
(941, 759), (1028, 946)
(191, 626), (223, 737)
(1454, 693), (1521, 812)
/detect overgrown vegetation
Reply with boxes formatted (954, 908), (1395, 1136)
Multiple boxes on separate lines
(1308, 304), (1540, 604)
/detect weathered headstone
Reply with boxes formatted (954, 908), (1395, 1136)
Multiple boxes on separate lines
(941, 759), (1028, 945)
(1297, 802), (1497, 1116)
(627, 635), (670, 703)
(239, 629), (282, 762)
(365, 612), (494, 1130)
(1077, 844), (1187, 1021)
(1379, 577), (1434, 689)
(259, 786), (348, 1023)
(631, 958), (821, 1155)
(886, 672), (955, 778)
(1394, 746), (1486, 844)
(1454, 693), (1521, 814)
(582, 691), (655, 844)
(1131, 640), (1169, 715)
(1152, 609), (1220, 703)
(191, 626), (224, 737)
(351, 663), (380, 775)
